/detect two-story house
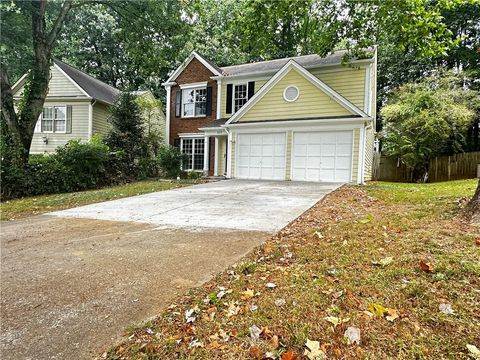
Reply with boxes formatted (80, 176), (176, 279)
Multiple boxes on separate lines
(163, 48), (377, 183)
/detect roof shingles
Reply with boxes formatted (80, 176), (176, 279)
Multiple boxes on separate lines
(54, 59), (120, 104)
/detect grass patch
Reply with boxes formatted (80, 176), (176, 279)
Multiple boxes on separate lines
(1, 179), (194, 221)
(102, 180), (479, 360)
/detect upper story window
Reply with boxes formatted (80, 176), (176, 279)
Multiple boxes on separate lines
(233, 84), (248, 112)
(182, 86), (206, 117)
(40, 106), (66, 133)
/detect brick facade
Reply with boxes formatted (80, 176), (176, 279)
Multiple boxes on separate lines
(169, 58), (218, 176)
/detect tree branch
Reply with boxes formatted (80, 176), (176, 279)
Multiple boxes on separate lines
(47, 0), (74, 48)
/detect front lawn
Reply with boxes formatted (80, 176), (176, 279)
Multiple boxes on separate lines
(1, 180), (193, 221)
(102, 179), (479, 360)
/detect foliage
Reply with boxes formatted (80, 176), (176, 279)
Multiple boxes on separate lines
(104, 92), (146, 173)
(157, 145), (187, 179)
(135, 93), (164, 157)
(381, 73), (475, 181)
(55, 1), (189, 97)
(1, 137), (126, 200)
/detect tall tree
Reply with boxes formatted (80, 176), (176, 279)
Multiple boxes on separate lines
(1, 0), (187, 164)
(1, 0), (72, 165)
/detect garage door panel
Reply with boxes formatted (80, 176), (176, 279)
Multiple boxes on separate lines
(236, 133), (286, 180)
(292, 131), (352, 182)
(336, 156), (351, 169)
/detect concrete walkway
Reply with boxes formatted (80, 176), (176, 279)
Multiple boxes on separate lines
(0, 180), (340, 359)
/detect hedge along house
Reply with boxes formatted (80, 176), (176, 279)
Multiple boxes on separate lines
(11, 59), (120, 154)
(163, 48), (377, 183)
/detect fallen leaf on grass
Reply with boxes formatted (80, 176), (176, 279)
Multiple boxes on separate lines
(249, 346), (262, 359)
(269, 335), (279, 349)
(266, 282), (277, 289)
(250, 325), (262, 341)
(439, 303), (455, 315)
(281, 350), (298, 360)
(368, 303), (399, 322)
(242, 288), (255, 300)
(304, 339), (327, 360)
(371, 256), (393, 267)
(314, 231), (324, 239)
(275, 298), (286, 307)
(188, 339), (204, 349)
(419, 260), (434, 273)
(227, 302), (240, 317)
(344, 326), (361, 345)
(324, 316), (350, 327)
(476, 238), (480, 246)
(467, 344), (480, 359)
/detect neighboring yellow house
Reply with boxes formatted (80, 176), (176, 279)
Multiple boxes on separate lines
(12, 60), (165, 154)
(163, 49), (377, 183)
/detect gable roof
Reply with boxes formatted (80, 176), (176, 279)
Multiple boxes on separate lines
(165, 51), (222, 83)
(220, 49), (375, 77)
(53, 59), (120, 104)
(225, 60), (369, 125)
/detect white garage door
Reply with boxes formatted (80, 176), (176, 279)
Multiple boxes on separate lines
(236, 133), (286, 180)
(292, 131), (352, 182)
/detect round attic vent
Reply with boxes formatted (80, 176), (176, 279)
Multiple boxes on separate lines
(283, 85), (299, 102)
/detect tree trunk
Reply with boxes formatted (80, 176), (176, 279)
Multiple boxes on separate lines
(464, 179), (480, 223)
(0, 0), (72, 165)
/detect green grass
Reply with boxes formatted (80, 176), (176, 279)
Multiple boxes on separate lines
(0, 179), (194, 221)
(366, 179), (477, 204)
(103, 179), (479, 359)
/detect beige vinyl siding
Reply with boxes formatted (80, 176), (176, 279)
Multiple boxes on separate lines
(217, 136), (226, 175)
(221, 80), (267, 118)
(285, 130), (292, 180)
(364, 126), (375, 181)
(92, 102), (111, 136)
(239, 68), (352, 122)
(15, 66), (87, 99)
(351, 128), (360, 182)
(30, 101), (90, 154)
(310, 66), (366, 111)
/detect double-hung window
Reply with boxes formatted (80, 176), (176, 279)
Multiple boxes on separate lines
(181, 138), (204, 171)
(182, 87), (207, 117)
(233, 84), (248, 112)
(40, 106), (66, 133)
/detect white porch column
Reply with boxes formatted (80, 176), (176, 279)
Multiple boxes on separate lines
(214, 137), (219, 176)
(164, 84), (172, 144)
(216, 79), (222, 118)
(203, 135), (210, 176)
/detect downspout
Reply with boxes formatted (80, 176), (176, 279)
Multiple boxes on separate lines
(88, 100), (97, 140)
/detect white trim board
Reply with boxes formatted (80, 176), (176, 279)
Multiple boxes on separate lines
(166, 51), (222, 83)
(225, 60), (369, 126)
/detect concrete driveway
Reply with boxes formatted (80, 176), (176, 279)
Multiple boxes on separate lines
(0, 180), (340, 359)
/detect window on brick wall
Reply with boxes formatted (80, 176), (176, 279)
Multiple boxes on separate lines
(181, 137), (204, 171)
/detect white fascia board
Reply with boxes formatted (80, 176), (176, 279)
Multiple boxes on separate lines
(225, 60), (368, 126)
(11, 73), (29, 94)
(178, 132), (205, 138)
(53, 63), (91, 98)
(224, 117), (369, 130)
(179, 81), (208, 89)
(166, 51), (221, 83)
(165, 83), (172, 145)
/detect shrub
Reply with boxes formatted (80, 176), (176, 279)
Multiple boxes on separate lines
(0, 137), (129, 200)
(137, 157), (161, 179)
(157, 145), (187, 179)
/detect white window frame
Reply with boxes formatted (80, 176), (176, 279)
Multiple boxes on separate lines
(39, 105), (67, 134)
(181, 86), (207, 118)
(232, 83), (248, 113)
(180, 137), (205, 171)
(283, 85), (299, 102)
